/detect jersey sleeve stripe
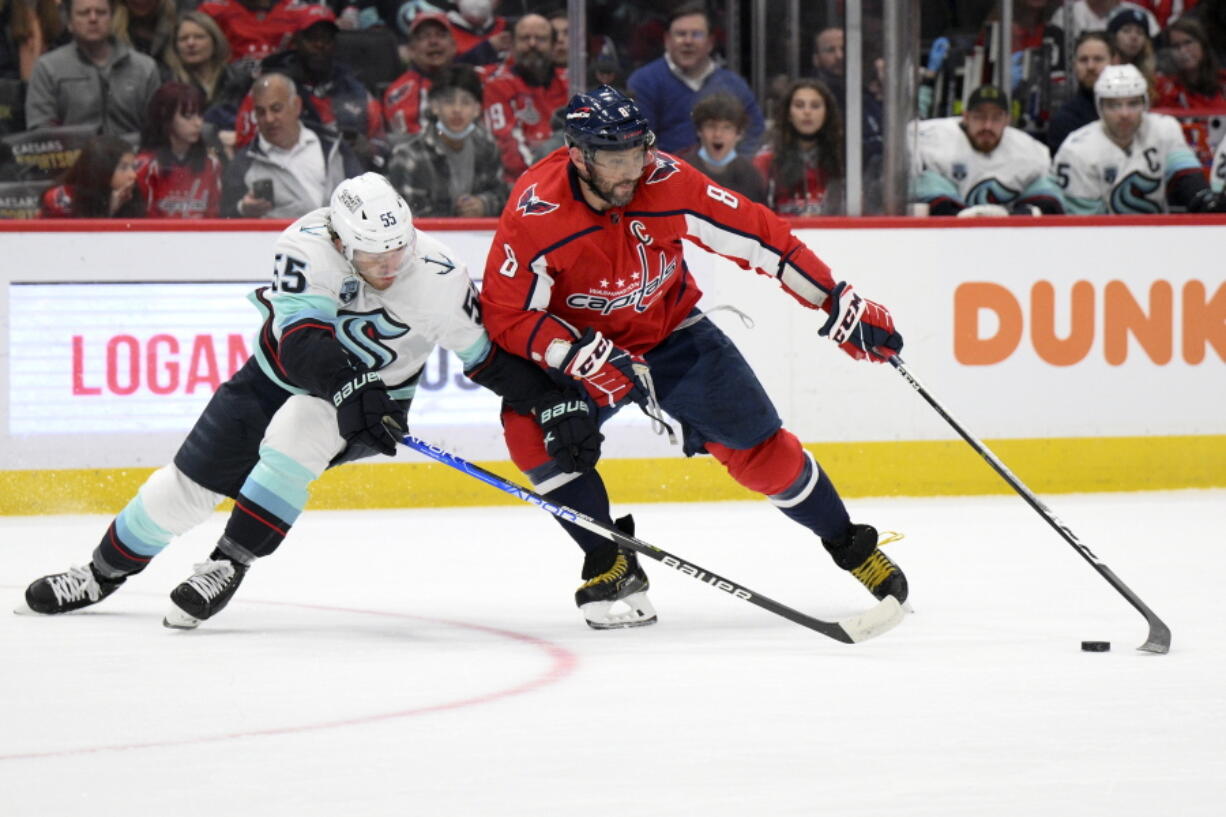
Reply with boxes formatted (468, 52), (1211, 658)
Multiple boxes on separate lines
(525, 254), (553, 311)
(525, 311), (577, 360)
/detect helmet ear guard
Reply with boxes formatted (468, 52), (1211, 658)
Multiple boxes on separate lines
(329, 172), (415, 262)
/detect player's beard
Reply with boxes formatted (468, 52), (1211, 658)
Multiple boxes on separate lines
(581, 164), (640, 208)
(970, 129), (1002, 154)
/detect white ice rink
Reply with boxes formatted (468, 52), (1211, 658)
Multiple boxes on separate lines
(2, 490), (1223, 817)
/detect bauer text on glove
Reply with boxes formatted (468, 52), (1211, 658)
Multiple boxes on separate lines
(331, 371), (406, 456)
(535, 392), (604, 472)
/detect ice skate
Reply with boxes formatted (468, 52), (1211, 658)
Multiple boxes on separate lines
(824, 523), (908, 604)
(18, 564), (125, 615)
(163, 558), (249, 629)
(575, 515), (657, 630)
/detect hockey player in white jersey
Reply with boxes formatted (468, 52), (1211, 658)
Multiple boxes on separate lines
(1052, 63), (1226, 214)
(912, 84), (1066, 216)
(20, 173), (600, 628)
(1211, 136), (1226, 194)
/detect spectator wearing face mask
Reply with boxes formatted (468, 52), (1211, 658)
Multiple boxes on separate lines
(386, 63), (507, 217)
(675, 92), (766, 204)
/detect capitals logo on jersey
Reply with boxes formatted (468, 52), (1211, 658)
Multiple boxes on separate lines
(645, 154), (680, 185)
(516, 184), (559, 216)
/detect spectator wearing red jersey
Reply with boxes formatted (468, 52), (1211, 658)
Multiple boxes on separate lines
(1154, 17), (1226, 107)
(135, 82), (222, 218)
(383, 12), (456, 137)
(753, 79), (844, 216)
(41, 134), (144, 217)
(483, 13), (568, 181)
(232, 11), (385, 169)
(197, 0), (333, 69)
(445, 0), (508, 65)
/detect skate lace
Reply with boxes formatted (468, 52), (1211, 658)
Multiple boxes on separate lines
(580, 554), (629, 588)
(47, 565), (100, 605)
(184, 560), (235, 601)
(851, 551), (896, 589)
(877, 531), (904, 546)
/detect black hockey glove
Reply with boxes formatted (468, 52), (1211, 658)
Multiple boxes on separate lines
(535, 392), (603, 473)
(1187, 188), (1226, 213)
(331, 371), (406, 457)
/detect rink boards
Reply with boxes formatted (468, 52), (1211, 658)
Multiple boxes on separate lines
(0, 216), (1222, 513)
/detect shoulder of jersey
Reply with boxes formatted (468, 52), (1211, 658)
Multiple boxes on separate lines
(642, 151), (688, 188)
(505, 151), (572, 220)
(1061, 121), (1100, 152)
(916, 117), (962, 154)
(412, 230), (462, 276)
(278, 208), (344, 268)
(1006, 126), (1054, 163)
(1147, 111), (1184, 137)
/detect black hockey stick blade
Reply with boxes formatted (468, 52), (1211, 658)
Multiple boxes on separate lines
(888, 355), (1171, 654)
(402, 435), (904, 644)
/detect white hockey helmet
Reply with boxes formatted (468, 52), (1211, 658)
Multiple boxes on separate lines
(1094, 63), (1148, 111)
(329, 173), (414, 262)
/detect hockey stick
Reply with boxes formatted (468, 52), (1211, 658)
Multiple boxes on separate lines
(888, 356), (1171, 654)
(401, 435), (904, 644)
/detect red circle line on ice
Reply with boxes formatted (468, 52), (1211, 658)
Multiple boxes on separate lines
(1, 597), (579, 761)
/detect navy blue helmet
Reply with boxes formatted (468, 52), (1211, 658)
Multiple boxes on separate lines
(564, 85), (656, 153)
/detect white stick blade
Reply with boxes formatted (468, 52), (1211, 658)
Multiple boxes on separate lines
(841, 596), (905, 643)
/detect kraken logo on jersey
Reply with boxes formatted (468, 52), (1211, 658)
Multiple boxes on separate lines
(336, 311), (410, 370)
(1109, 171), (1162, 214)
(966, 178), (1020, 206)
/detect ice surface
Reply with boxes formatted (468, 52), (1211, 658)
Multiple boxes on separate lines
(2, 490), (1223, 816)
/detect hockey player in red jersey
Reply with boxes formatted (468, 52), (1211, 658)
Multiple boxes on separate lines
(481, 85), (907, 630)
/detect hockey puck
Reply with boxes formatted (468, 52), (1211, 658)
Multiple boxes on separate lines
(1080, 641), (1111, 652)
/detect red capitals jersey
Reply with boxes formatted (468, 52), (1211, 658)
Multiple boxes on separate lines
(39, 185), (73, 218)
(446, 13), (508, 58)
(482, 62), (569, 180)
(198, 0), (332, 64)
(134, 150), (223, 218)
(382, 67), (432, 136)
(480, 148), (837, 364)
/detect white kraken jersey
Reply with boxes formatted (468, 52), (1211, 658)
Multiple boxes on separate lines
(1052, 112), (1201, 214)
(250, 207), (489, 399)
(912, 117), (1061, 208)
(1211, 137), (1226, 193)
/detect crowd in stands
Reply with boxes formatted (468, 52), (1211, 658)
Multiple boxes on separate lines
(1, 0), (1224, 220)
